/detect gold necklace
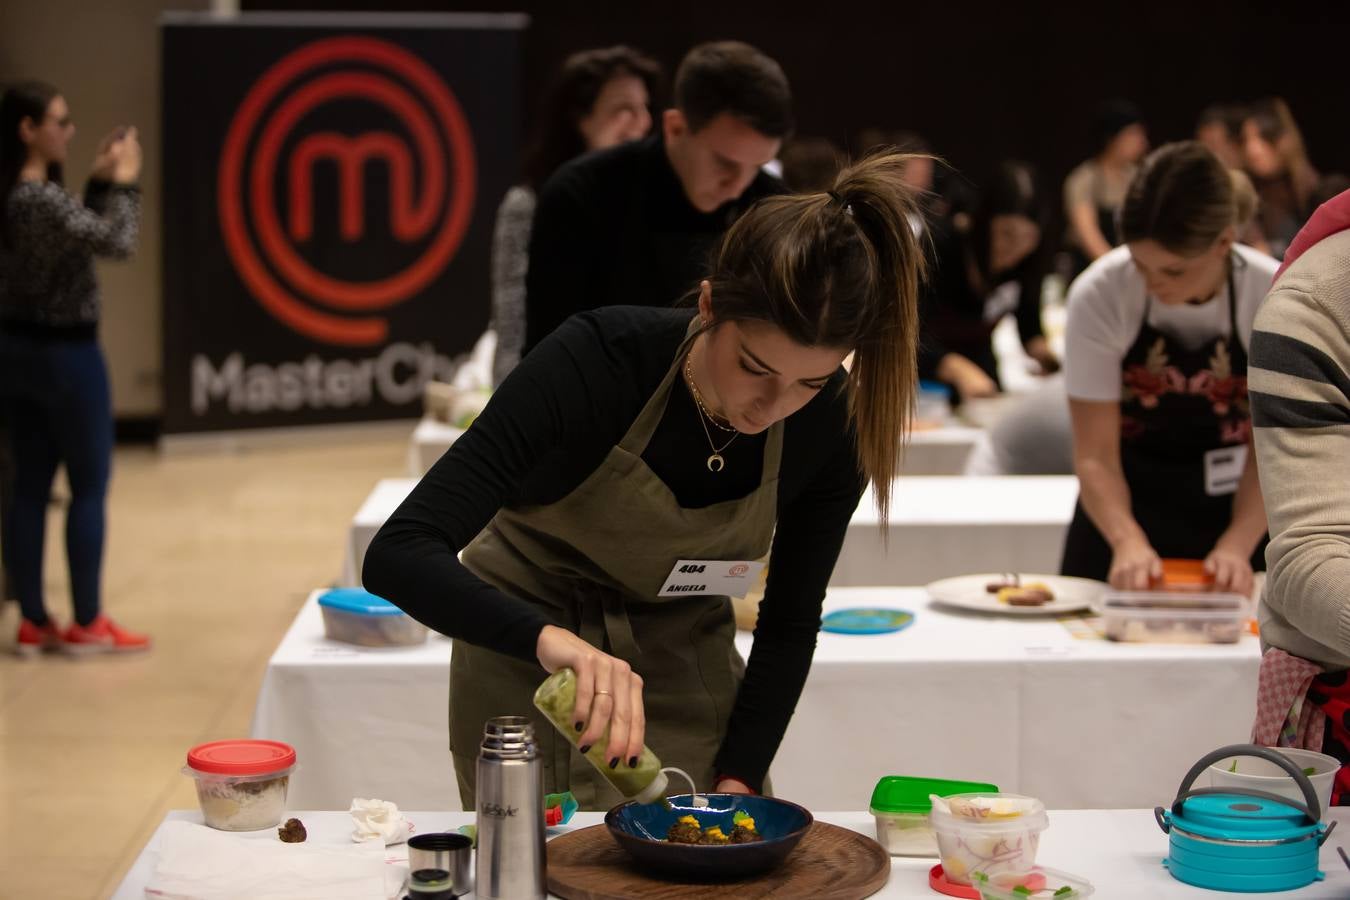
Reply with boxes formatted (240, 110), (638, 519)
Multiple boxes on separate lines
(684, 354), (736, 432)
(684, 354), (739, 472)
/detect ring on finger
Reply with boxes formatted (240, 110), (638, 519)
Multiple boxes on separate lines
(594, 690), (613, 697)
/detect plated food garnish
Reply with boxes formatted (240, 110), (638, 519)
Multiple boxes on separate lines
(665, 810), (763, 844)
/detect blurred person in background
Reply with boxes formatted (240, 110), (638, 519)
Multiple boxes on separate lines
(0, 81), (148, 656)
(1195, 102), (1247, 170)
(920, 161), (1058, 401)
(1061, 142), (1276, 592)
(490, 46), (662, 387)
(522, 40), (791, 354)
(1063, 100), (1149, 274)
(1242, 98), (1321, 260)
(778, 135), (842, 192)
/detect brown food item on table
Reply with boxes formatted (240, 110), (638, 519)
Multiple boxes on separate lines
(985, 573), (1021, 594)
(998, 582), (1055, 607)
(666, 816), (703, 844)
(277, 817), (307, 842)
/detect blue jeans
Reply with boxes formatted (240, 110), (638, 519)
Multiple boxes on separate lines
(0, 332), (112, 627)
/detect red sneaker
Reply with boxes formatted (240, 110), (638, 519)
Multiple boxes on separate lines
(62, 615), (151, 655)
(15, 618), (63, 658)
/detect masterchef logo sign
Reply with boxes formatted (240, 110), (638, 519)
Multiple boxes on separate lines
(217, 35), (476, 347)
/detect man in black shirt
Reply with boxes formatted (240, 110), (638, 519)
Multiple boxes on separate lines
(522, 41), (792, 354)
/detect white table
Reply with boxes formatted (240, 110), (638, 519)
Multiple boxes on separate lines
(253, 587), (1258, 813)
(407, 418), (466, 476)
(342, 478), (419, 586)
(342, 476), (1080, 589)
(113, 807), (1350, 899)
(832, 477), (1079, 586)
(901, 427), (983, 475)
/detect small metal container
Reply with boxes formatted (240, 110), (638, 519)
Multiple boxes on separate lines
(407, 833), (472, 896)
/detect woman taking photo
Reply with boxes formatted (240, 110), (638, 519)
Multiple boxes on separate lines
(920, 160), (1059, 401)
(0, 81), (147, 654)
(1060, 141), (1277, 593)
(366, 152), (924, 809)
(491, 46), (661, 386)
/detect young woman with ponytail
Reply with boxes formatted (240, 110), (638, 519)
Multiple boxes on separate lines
(363, 151), (924, 809)
(1060, 141), (1277, 594)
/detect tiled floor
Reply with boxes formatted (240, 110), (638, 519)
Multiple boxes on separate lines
(0, 434), (406, 898)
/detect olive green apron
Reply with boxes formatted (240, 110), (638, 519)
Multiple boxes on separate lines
(449, 319), (782, 810)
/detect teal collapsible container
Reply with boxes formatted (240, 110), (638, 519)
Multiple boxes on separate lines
(1156, 744), (1336, 892)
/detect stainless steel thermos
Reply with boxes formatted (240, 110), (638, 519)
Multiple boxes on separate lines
(475, 716), (546, 900)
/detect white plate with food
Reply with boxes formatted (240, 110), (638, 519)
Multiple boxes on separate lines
(925, 573), (1105, 616)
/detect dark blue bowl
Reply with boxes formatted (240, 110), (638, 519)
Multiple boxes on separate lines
(604, 793), (814, 881)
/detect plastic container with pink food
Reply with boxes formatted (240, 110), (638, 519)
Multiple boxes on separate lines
(971, 866), (1094, 898)
(930, 792), (1049, 886)
(183, 739), (297, 831)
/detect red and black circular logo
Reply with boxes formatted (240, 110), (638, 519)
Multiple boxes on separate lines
(219, 36), (476, 346)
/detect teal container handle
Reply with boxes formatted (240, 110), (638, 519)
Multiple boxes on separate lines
(1169, 743), (1322, 826)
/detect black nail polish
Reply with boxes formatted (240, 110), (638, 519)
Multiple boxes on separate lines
(609, 757), (619, 769)
(574, 722), (583, 732)
(628, 756), (638, 768)
(579, 744), (591, 754)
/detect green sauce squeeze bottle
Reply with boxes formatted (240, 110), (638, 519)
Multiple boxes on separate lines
(533, 668), (680, 806)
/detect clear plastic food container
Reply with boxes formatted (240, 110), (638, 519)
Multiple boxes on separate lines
(184, 739), (296, 831)
(972, 866), (1094, 898)
(869, 775), (998, 856)
(1098, 591), (1248, 644)
(318, 588), (428, 647)
(930, 792), (1048, 885)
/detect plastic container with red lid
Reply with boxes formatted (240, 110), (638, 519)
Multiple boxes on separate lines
(183, 739), (297, 831)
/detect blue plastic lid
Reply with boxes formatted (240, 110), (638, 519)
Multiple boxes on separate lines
(918, 380), (949, 396)
(821, 608), (915, 635)
(318, 588), (405, 617)
(1173, 793), (1321, 842)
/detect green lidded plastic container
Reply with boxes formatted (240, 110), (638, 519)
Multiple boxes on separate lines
(869, 775), (999, 857)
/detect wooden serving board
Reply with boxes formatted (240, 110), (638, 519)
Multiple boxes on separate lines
(546, 822), (890, 899)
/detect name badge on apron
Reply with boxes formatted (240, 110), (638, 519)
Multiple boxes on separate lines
(659, 559), (765, 598)
(1204, 445), (1247, 497)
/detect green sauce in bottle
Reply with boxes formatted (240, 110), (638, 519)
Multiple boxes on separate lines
(533, 668), (669, 804)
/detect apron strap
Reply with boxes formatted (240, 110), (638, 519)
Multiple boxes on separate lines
(620, 317), (701, 456)
(577, 585), (643, 659)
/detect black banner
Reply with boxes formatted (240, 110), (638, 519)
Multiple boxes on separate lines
(161, 12), (523, 435)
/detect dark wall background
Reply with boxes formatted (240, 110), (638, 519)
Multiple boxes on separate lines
(248, 1), (1349, 220)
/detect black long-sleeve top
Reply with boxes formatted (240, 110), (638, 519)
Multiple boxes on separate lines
(522, 134), (786, 354)
(917, 215), (1045, 382)
(363, 306), (865, 791)
(0, 179), (139, 327)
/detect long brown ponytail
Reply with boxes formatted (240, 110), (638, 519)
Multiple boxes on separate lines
(701, 150), (927, 524)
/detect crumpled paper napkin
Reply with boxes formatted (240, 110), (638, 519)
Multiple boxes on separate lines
(350, 798), (413, 845)
(145, 820), (400, 900)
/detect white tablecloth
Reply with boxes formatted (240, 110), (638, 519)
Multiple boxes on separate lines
(342, 478), (419, 586)
(341, 476), (1079, 588)
(112, 807), (1350, 899)
(833, 476), (1078, 586)
(407, 418), (466, 476)
(253, 587), (1258, 813)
